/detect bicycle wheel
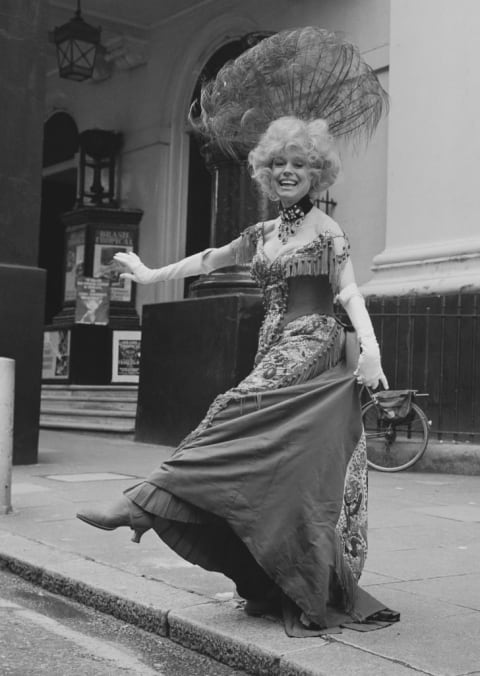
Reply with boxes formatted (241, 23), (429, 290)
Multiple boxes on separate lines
(362, 401), (429, 472)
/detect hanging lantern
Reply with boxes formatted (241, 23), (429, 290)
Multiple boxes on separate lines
(50, 0), (101, 82)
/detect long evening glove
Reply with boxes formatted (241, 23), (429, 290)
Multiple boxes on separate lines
(336, 282), (389, 389)
(113, 249), (215, 284)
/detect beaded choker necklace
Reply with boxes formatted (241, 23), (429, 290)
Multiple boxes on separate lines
(277, 195), (314, 244)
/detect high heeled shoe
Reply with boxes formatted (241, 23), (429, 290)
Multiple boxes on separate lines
(76, 495), (154, 543)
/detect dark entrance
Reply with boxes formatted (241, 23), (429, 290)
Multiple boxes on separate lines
(40, 112), (79, 322)
(185, 35), (272, 295)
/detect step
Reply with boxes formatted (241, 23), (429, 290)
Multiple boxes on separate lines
(41, 400), (138, 412)
(40, 406), (136, 419)
(41, 392), (138, 403)
(41, 386), (138, 400)
(40, 384), (139, 433)
(40, 415), (136, 432)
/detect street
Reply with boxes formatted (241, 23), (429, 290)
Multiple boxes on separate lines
(0, 568), (246, 676)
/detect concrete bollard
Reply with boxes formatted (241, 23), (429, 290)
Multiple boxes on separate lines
(0, 357), (14, 515)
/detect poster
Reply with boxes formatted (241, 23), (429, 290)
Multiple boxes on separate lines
(112, 330), (141, 383)
(42, 330), (71, 380)
(64, 228), (86, 302)
(93, 229), (134, 302)
(74, 277), (110, 325)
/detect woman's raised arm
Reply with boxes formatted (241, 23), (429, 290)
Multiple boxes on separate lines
(114, 244), (236, 285)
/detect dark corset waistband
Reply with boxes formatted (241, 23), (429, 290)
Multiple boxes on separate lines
(284, 275), (334, 322)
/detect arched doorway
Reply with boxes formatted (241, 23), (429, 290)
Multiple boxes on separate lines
(40, 112), (79, 322)
(184, 35), (272, 295)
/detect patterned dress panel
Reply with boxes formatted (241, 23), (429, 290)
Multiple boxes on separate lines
(230, 223), (367, 581)
(336, 433), (369, 580)
(180, 314), (342, 447)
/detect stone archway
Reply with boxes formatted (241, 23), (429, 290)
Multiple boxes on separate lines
(185, 34), (274, 296)
(157, 17), (269, 304)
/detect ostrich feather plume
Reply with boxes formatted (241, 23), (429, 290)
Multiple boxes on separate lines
(191, 27), (388, 158)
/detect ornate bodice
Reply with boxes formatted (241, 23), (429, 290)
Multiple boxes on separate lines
(230, 222), (350, 362)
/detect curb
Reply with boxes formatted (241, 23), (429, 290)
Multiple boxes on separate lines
(0, 534), (419, 676)
(402, 441), (480, 475)
(0, 549), (309, 676)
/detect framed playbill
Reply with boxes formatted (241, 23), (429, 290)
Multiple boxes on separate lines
(112, 330), (141, 383)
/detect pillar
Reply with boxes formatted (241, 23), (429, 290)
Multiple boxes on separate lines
(0, 2), (47, 463)
(363, 0), (480, 296)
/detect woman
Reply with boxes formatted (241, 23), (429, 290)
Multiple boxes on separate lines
(77, 116), (396, 634)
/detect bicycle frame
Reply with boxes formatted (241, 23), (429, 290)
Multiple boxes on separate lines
(361, 387), (431, 472)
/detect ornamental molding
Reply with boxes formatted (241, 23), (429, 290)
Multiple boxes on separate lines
(92, 35), (149, 81)
(362, 252), (480, 296)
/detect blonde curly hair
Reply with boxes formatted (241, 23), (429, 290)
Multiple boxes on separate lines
(248, 116), (341, 201)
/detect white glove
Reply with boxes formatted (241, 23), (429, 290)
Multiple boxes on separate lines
(113, 249), (215, 285)
(336, 282), (389, 389)
(355, 333), (388, 389)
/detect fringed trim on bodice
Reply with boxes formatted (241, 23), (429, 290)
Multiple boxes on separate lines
(229, 223), (350, 297)
(283, 235), (348, 295)
(229, 224), (261, 265)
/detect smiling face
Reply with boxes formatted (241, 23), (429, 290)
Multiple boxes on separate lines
(271, 150), (313, 207)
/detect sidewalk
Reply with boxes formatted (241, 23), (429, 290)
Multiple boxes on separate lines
(1, 430), (480, 676)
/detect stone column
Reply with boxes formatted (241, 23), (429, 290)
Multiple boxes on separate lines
(363, 0), (480, 296)
(0, 2), (47, 463)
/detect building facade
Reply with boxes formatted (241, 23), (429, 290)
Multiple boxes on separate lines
(30, 0), (480, 452)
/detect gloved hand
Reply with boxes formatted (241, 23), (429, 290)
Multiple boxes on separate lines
(114, 249), (215, 284)
(336, 282), (389, 389)
(113, 252), (158, 284)
(354, 333), (389, 389)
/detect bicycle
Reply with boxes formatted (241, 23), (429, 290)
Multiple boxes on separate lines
(361, 387), (431, 472)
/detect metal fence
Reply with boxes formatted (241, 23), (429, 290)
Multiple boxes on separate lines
(366, 294), (480, 442)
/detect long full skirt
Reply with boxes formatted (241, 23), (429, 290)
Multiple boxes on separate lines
(125, 314), (393, 632)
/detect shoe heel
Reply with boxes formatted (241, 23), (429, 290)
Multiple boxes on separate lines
(129, 505), (154, 543)
(131, 528), (146, 544)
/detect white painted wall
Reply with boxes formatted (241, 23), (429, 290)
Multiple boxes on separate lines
(365, 0), (480, 295)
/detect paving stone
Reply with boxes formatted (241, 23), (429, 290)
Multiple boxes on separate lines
(45, 472), (137, 482)
(369, 520), (480, 550)
(387, 574), (480, 611)
(355, 570), (403, 587)
(338, 585), (480, 675)
(414, 504), (480, 522)
(367, 506), (441, 529)
(365, 543), (480, 581)
(279, 642), (422, 676)
(11, 482), (51, 494)
(0, 532), (81, 568)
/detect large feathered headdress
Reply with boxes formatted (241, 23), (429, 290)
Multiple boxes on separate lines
(190, 27), (388, 159)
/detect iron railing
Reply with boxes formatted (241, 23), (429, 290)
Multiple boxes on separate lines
(366, 294), (480, 442)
